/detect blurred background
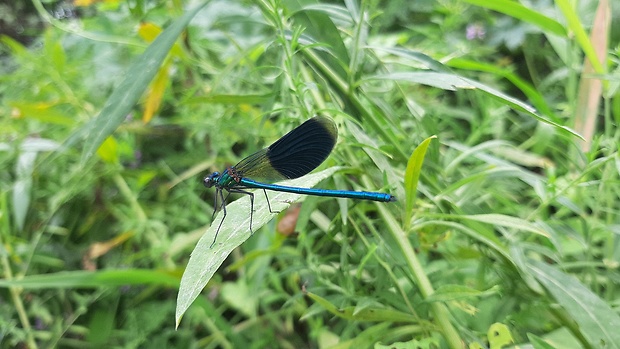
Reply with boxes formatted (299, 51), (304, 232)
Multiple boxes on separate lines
(1, 0), (618, 348)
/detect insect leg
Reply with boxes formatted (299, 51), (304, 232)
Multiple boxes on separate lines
(262, 190), (281, 214)
(211, 189), (230, 248)
(229, 188), (255, 235)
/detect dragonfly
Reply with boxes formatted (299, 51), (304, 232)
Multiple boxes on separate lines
(204, 116), (395, 245)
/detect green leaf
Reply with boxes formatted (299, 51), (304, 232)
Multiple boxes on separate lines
(369, 46), (452, 73)
(425, 284), (500, 303)
(528, 261), (620, 349)
(366, 72), (581, 138)
(303, 4), (354, 26)
(488, 323), (514, 349)
(283, 0), (349, 74)
(555, 0), (605, 74)
(457, 214), (550, 238)
(221, 280), (257, 318)
(70, 3), (208, 166)
(447, 58), (558, 120)
(368, 72), (473, 91)
(13, 138), (60, 231)
(375, 337), (440, 349)
(305, 291), (418, 322)
(0, 269), (179, 289)
(462, 0), (566, 36)
(175, 167), (339, 327)
(527, 333), (559, 349)
(404, 136), (435, 229)
(189, 93), (274, 105)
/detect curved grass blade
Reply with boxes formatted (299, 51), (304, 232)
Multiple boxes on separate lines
(367, 72), (581, 138)
(0, 269), (179, 289)
(462, 0), (566, 36)
(68, 3), (208, 166)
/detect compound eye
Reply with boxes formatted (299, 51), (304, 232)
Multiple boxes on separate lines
(203, 172), (219, 188)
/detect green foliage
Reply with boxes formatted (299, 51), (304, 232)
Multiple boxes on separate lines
(1, 0), (618, 348)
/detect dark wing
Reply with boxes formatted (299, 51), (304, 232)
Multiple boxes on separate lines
(235, 116), (338, 182)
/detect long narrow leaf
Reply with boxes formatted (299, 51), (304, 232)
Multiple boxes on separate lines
(70, 3), (208, 165)
(528, 261), (620, 348)
(404, 136), (435, 230)
(0, 269), (179, 289)
(462, 0), (566, 36)
(367, 72), (581, 138)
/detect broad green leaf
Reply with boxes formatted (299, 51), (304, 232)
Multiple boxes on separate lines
(176, 167), (339, 327)
(70, 3), (208, 165)
(528, 261), (620, 349)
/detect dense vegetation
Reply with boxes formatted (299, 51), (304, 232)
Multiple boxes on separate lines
(1, 0), (618, 348)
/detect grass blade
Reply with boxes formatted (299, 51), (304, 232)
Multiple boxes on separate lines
(71, 3), (208, 165)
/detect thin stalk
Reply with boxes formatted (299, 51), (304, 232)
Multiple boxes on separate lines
(112, 173), (147, 222)
(368, 179), (463, 348)
(0, 194), (37, 349)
